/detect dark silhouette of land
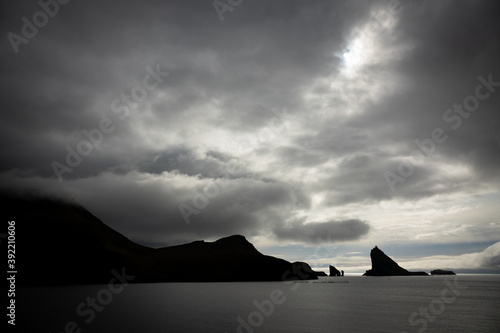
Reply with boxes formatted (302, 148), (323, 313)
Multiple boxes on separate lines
(363, 246), (428, 276)
(4, 192), (451, 285)
(1, 193), (318, 286)
(329, 265), (341, 276)
(430, 269), (456, 275)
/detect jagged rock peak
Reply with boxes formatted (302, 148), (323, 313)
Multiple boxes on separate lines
(364, 246), (428, 276)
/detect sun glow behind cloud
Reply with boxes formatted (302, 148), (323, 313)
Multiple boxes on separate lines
(341, 36), (373, 75)
(340, 5), (400, 74)
(303, 7), (412, 122)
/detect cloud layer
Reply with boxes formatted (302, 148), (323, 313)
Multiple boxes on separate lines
(273, 219), (370, 243)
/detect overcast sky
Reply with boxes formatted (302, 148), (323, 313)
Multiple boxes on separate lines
(1, 0), (499, 273)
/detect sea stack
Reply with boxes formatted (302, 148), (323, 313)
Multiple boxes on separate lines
(363, 246), (428, 276)
(329, 265), (341, 276)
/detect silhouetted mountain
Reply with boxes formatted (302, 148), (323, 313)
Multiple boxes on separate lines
(1, 193), (317, 285)
(363, 246), (428, 276)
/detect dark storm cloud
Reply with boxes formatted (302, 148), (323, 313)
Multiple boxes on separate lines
(375, 1), (500, 177)
(262, 0), (500, 206)
(0, 0), (366, 178)
(0, 170), (310, 246)
(1, 0), (499, 247)
(273, 218), (370, 244)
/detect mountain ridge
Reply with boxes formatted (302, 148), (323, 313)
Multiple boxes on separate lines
(1, 192), (317, 285)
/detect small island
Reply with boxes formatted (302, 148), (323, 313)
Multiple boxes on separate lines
(430, 269), (456, 275)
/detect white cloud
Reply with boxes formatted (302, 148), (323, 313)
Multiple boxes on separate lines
(397, 242), (500, 271)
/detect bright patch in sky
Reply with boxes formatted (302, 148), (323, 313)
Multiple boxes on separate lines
(342, 46), (364, 69)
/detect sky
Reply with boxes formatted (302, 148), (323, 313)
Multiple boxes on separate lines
(1, 0), (499, 273)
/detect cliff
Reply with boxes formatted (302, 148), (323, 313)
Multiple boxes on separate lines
(1, 193), (317, 285)
(329, 265), (341, 276)
(363, 246), (428, 276)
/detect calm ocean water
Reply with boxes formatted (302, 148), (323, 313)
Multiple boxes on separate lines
(16, 275), (500, 332)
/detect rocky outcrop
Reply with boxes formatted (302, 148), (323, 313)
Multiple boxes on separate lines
(329, 265), (341, 276)
(363, 246), (428, 276)
(1, 193), (318, 285)
(288, 262), (323, 279)
(431, 269), (456, 275)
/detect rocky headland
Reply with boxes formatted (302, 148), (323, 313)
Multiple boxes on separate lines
(1, 193), (318, 286)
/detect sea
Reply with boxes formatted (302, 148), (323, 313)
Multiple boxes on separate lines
(15, 274), (500, 333)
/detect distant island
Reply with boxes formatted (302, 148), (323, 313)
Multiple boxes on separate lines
(430, 269), (456, 275)
(363, 246), (428, 276)
(1, 193), (319, 286)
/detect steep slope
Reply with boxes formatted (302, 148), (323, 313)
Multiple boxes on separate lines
(2, 192), (154, 285)
(363, 246), (428, 276)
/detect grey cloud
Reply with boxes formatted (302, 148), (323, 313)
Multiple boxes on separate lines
(139, 149), (231, 177)
(1, 0), (499, 248)
(274, 146), (329, 167)
(0, 170), (310, 246)
(273, 218), (370, 244)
